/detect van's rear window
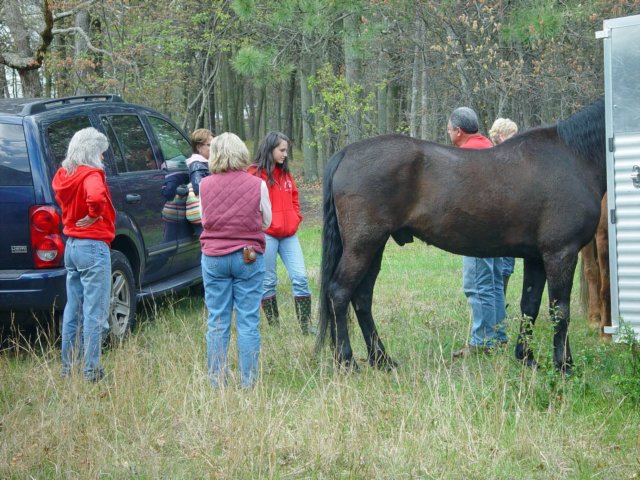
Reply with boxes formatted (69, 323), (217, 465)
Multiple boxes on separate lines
(0, 124), (32, 186)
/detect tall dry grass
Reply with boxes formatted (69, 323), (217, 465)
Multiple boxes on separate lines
(2, 225), (639, 478)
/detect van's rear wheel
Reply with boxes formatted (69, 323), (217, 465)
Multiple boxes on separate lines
(108, 250), (136, 346)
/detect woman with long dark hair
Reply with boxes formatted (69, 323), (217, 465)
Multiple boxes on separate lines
(248, 132), (313, 335)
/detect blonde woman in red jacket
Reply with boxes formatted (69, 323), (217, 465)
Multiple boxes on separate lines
(52, 127), (114, 382)
(248, 132), (313, 335)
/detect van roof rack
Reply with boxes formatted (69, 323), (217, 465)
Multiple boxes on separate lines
(20, 94), (124, 115)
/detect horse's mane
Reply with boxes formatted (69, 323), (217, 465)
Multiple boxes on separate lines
(557, 97), (606, 167)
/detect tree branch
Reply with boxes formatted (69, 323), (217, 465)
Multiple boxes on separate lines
(53, 0), (98, 21)
(52, 27), (114, 59)
(52, 27), (134, 66)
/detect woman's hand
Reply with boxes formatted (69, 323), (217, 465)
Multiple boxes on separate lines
(76, 215), (102, 228)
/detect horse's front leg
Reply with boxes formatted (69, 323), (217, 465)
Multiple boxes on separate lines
(352, 247), (397, 370)
(516, 258), (546, 367)
(545, 250), (578, 374)
(551, 299), (573, 374)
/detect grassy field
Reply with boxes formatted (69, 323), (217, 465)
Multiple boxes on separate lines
(2, 212), (640, 478)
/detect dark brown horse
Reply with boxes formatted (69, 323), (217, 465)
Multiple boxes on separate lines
(317, 98), (606, 374)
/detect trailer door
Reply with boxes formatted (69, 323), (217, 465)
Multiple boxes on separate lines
(599, 14), (640, 340)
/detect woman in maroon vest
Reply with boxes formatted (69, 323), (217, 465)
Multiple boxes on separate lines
(199, 132), (272, 388)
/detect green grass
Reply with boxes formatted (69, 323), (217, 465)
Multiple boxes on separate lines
(2, 222), (640, 478)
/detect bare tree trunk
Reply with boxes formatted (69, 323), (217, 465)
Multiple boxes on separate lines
(0, 66), (9, 97)
(409, 19), (422, 138)
(236, 81), (245, 138)
(74, 9), (90, 95)
(420, 27), (429, 140)
(1, 0), (45, 97)
(388, 83), (401, 135)
(273, 84), (281, 133)
(252, 86), (265, 157)
(343, 14), (361, 144)
(376, 47), (389, 134)
(246, 85), (255, 139)
(18, 69), (40, 98)
(284, 70), (299, 161)
(222, 57), (232, 132)
(286, 70), (295, 145)
(208, 87), (216, 133)
(299, 54), (318, 181)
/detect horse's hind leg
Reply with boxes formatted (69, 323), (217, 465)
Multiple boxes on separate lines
(326, 273), (357, 370)
(327, 239), (388, 370)
(580, 239), (602, 329)
(351, 246), (397, 370)
(515, 258), (546, 367)
(595, 194), (612, 340)
(545, 250), (579, 374)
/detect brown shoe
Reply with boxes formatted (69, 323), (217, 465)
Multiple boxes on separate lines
(452, 345), (472, 359)
(452, 344), (491, 359)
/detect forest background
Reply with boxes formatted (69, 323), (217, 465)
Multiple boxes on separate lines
(1, 0), (638, 181)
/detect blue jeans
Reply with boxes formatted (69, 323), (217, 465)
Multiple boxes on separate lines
(263, 233), (311, 299)
(61, 238), (111, 381)
(202, 250), (264, 388)
(502, 257), (515, 277)
(462, 256), (508, 347)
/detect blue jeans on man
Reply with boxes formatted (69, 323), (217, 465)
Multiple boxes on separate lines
(202, 250), (265, 388)
(502, 256), (516, 297)
(502, 257), (515, 278)
(61, 238), (111, 381)
(462, 256), (508, 348)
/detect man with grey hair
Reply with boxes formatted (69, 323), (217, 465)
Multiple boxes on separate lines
(447, 107), (508, 358)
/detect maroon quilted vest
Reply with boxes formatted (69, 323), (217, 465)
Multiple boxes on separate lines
(199, 170), (265, 256)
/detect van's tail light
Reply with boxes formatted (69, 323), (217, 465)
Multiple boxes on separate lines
(30, 205), (64, 268)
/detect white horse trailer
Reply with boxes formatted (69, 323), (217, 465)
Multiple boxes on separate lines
(598, 15), (640, 340)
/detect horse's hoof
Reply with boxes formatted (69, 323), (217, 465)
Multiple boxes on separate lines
(370, 355), (398, 371)
(514, 345), (536, 366)
(336, 358), (359, 374)
(515, 351), (538, 369)
(599, 332), (613, 343)
(555, 363), (573, 377)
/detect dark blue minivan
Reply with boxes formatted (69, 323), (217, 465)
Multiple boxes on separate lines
(0, 95), (201, 341)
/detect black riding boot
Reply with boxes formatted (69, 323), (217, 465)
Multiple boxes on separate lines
(262, 296), (279, 326)
(294, 296), (315, 335)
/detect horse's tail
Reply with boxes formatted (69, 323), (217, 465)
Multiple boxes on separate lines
(315, 149), (346, 353)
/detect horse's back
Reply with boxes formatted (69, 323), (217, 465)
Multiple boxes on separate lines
(332, 134), (438, 213)
(332, 134), (447, 193)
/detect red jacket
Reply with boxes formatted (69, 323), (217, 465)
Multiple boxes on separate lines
(52, 165), (116, 245)
(248, 164), (302, 238)
(460, 134), (493, 149)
